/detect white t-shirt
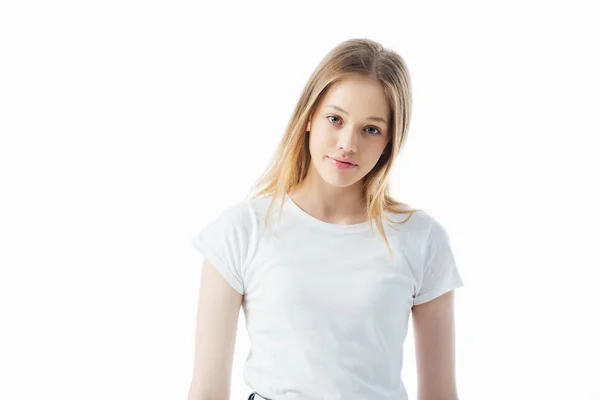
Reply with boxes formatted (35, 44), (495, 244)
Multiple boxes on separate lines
(191, 193), (464, 400)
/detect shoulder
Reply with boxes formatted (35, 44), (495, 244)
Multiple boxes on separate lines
(213, 195), (284, 235)
(223, 198), (254, 219)
(393, 208), (447, 235)
(421, 210), (451, 246)
(384, 207), (452, 255)
(383, 208), (432, 236)
(200, 197), (258, 235)
(409, 210), (456, 267)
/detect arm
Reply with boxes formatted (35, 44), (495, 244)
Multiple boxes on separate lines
(411, 290), (459, 400)
(187, 259), (243, 400)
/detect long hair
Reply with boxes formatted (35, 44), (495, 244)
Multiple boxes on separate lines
(246, 38), (423, 259)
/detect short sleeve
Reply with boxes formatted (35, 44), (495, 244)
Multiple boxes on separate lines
(413, 216), (464, 306)
(190, 200), (256, 295)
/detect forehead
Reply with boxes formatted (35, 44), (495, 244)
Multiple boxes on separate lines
(318, 75), (389, 117)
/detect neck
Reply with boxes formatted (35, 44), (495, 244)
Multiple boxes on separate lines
(288, 181), (368, 225)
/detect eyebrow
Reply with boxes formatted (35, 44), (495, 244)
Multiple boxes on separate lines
(325, 105), (388, 126)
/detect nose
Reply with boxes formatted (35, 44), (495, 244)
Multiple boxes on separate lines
(336, 126), (359, 154)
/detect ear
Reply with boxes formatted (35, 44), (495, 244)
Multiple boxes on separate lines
(306, 118), (311, 131)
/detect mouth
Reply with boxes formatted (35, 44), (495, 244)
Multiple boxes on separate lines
(328, 156), (356, 165)
(327, 156), (358, 168)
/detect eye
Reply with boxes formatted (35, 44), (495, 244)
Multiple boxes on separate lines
(326, 115), (382, 136)
(365, 126), (382, 135)
(327, 115), (342, 124)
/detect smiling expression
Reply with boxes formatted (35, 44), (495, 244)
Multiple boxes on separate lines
(306, 74), (391, 188)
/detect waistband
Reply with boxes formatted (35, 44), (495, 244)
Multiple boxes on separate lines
(249, 392), (272, 400)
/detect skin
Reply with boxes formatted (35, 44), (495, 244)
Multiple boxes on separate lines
(188, 74), (459, 400)
(289, 74), (390, 224)
(412, 291), (459, 400)
(187, 259), (241, 400)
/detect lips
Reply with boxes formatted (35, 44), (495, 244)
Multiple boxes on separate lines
(329, 156), (356, 166)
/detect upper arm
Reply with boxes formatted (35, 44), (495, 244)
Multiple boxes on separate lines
(411, 290), (459, 400)
(188, 259), (243, 400)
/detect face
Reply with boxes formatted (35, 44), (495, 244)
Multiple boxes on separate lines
(305, 75), (390, 189)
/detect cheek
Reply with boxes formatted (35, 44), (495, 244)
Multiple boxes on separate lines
(308, 131), (332, 152)
(307, 135), (324, 158)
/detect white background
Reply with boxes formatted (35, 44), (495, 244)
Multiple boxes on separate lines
(1, 1), (599, 399)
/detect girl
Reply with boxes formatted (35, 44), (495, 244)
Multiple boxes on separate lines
(188, 38), (464, 400)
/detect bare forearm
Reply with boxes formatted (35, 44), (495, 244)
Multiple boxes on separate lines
(187, 385), (229, 400)
(417, 392), (458, 400)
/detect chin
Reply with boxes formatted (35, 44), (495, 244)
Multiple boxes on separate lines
(323, 171), (362, 188)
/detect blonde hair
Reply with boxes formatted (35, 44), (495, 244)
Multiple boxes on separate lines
(247, 38), (423, 259)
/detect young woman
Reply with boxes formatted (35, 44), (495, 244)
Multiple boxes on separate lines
(187, 38), (464, 400)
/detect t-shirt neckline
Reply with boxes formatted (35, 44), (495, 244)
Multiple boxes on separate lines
(284, 193), (374, 234)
